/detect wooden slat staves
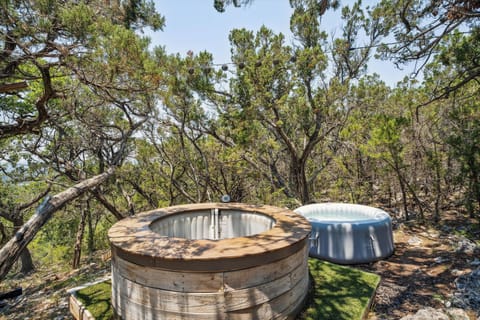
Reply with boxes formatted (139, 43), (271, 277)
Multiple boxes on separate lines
(224, 258), (308, 312)
(271, 267), (310, 320)
(112, 269), (226, 314)
(112, 244), (306, 294)
(113, 274), (308, 320)
(111, 256), (224, 293)
(112, 268), (226, 320)
(111, 247), (309, 319)
(227, 275), (309, 320)
(223, 245), (308, 290)
(111, 256), (308, 315)
(113, 300), (227, 320)
(108, 203), (312, 319)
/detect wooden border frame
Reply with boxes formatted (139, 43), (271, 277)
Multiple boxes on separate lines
(108, 203), (311, 272)
(68, 278), (111, 320)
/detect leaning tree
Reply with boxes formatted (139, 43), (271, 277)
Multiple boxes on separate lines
(0, 0), (164, 281)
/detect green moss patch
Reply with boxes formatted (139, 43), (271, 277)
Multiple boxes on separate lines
(75, 280), (112, 320)
(299, 258), (381, 320)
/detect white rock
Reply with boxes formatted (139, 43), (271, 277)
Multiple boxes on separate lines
(400, 307), (449, 320)
(434, 256), (449, 264)
(446, 308), (470, 320)
(408, 236), (422, 245)
(471, 259), (480, 266)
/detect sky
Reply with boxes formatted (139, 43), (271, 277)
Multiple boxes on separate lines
(148, 1), (416, 86)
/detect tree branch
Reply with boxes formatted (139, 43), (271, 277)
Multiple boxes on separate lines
(0, 167), (115, 281)
(0, 66), (53, 140)
(0, 81), (28, 93)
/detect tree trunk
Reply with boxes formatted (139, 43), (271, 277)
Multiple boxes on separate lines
(471, 168), (480, 219)
(290, 161), (310, 204)
(72, 200), (87, 269)
(399, 177), (409, 220)
(0, 167), (114, 282)
(90, 188), (126, 220)
(19, 249), (34, 274)
(12, 217), (35, 274)
(433, 156), (442, 224)
(393, 162), (409, 221)
(87, 203), (95, 256)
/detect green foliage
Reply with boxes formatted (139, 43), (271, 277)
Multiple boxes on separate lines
(59, 2), (96, 39)
(210, 7), (356, 203)
(446, 94), (480, 216)
(366, 114), (408, 161)
(28, 209), (78, 265)
(27, 202), (113, 267)
(123, 0), (165, 31)
(29, 241), (72, 267)
(3, 0), (480, 280)
(371, 0), (479, 97)
(438, 29), (480, 70)
(213, 0), (253, 12)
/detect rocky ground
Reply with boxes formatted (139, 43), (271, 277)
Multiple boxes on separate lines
(0, 257), (111, 320)
(0, 213), (479, 320)
(363, 212), (480, 320)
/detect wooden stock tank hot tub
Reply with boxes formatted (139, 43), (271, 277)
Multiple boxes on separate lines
(108, 203), (311, 320)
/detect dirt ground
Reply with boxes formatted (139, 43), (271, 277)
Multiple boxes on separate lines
(0, 258), (110, 320)
(0, 211), (479, 320)
(362, 211), (479, 319)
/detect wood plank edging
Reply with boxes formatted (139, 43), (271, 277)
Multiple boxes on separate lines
(67, 277), (111, 320)
(69, 293), (96, 320)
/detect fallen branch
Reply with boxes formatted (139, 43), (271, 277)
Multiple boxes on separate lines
(0, 167), (115, 282)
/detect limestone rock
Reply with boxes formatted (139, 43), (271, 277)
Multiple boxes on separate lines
(400, 307), (475, 320)
(446, 308), (471, 320)
(452, 267), (480, 313)
(400, 307), (449, 320)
